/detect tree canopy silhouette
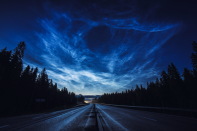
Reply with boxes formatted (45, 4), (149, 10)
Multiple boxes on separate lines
(0, 42), (79, 117)
(99, 41), (197, 109)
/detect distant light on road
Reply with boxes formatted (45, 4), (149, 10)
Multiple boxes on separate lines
(84, 101), (91, 103)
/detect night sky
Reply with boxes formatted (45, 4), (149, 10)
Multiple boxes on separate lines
(0, 0), (196, 95)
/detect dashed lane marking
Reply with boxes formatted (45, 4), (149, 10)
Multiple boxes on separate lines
(32, 116), (42, 119)
(137, 115), (157, 121)
(0, 125), (9, 128)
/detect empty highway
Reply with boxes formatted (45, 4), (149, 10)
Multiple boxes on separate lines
(0, 104), (196, 131)
(96, 104), (197, 131)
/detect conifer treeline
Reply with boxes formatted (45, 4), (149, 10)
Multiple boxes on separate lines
(99, 41), (197, 109)
(0, 42), (77, 117)
(77, 95), (85, 102)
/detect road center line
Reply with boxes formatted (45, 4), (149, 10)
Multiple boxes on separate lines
(97, 109), (112, 131)
(97, 106), (129, 131)
(137, 115), (157, 121)
(84, 108), (93, 127)
(33, 116), (42, 119)
(0, 125), (9, 128)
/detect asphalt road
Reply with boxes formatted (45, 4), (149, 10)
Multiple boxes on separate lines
(0, 104), (97, 131)
(96, 104), (197, 131)
(0, 104), (196, 131)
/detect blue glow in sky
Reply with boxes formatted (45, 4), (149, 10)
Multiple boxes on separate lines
(0, 0), (196, 95)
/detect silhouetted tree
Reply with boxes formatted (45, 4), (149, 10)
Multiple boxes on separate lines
(99, 41), (197, 110)
(77, 95), (85, 103)
(0, 42), (78, 117)
(191, 41), (197, 70)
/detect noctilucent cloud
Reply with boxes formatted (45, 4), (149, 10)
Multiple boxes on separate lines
(0, 0), (196, 95)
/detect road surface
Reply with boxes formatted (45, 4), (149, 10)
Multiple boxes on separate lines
(96, 104), (197, 131)
(0, 104), (196, 131)
(0, 104), (97, 131)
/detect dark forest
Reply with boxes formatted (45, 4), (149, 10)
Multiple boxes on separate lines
(0, 42), (84, 117)
(1, 41), (197, 118)
(99, 41), (197, 109)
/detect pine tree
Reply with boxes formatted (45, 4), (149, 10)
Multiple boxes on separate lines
(191, 41), (197, 70)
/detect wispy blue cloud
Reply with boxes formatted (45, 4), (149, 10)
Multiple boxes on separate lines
(23, 8), (180, 95)
(0, 1), (187, 95)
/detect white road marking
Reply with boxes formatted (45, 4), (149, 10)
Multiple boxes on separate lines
(0, 125), (9, 128)
(137, 115), (157, 121)
(84, 108), (93, 127)
(97, 109), (112, 131)
(32, 116), (42, 119)
(97, 106), (129, 131)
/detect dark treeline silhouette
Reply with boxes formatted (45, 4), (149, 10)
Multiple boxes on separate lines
(77, 95), (85, 103)
(0, 42), (78, 117)
(99, 41), (197, 109)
